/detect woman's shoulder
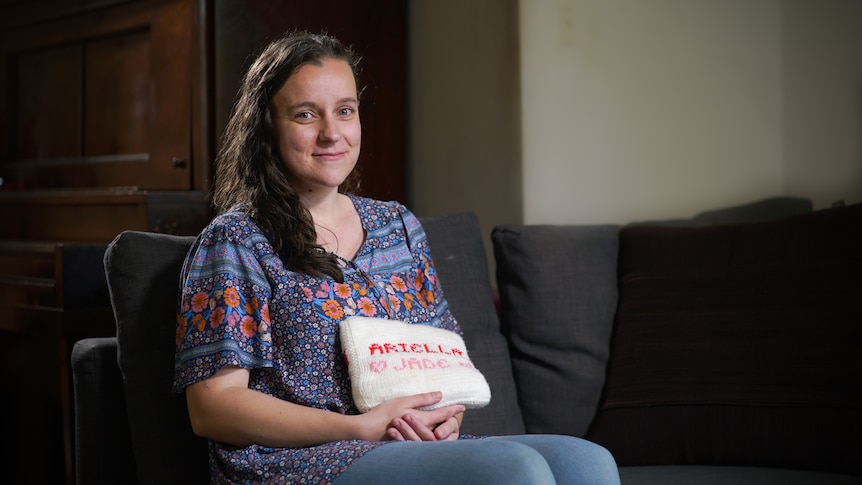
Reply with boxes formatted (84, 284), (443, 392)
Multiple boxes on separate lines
(348, 194), (413, 227)
(199, 206), (270, 249)
(347, 194), (428, 254)
(348, 194), (404, 212)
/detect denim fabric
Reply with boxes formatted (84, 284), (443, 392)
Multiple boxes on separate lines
(334, 435), (620, 485)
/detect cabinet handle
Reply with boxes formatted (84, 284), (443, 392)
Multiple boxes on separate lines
(171, 157), (188, 168)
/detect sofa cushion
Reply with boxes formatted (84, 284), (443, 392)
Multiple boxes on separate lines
(423, 212), (525, 436)
(492, 224), (621, 437)
(586, 203), (862, 475)
(618, 465), (862, 485)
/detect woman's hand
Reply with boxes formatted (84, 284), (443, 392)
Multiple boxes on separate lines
(387, 411), (463, 441)
(361, 391), (464, 442)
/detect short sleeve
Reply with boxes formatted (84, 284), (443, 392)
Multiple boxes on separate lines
(173, 217), (274, 391)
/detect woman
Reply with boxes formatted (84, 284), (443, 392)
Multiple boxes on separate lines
(173, 30), (620, 484)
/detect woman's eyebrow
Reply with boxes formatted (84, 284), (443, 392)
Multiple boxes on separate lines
(285, 98), (358, 112)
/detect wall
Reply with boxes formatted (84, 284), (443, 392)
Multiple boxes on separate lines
(521, 0), (786, 224)
(410, 0), (862, 228)
(408, 0), (522, 231)
(783, 0), (862, 210)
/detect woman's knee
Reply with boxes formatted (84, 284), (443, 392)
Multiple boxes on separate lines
(336, 440), (557, 485)
(468, 440), (557, 484)
(489, 435), (620, 485)
(573, 440), (620, 484)
(549, 436), (620, 484)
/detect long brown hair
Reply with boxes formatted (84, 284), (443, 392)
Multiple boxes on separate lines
(212, 31), (361, 281)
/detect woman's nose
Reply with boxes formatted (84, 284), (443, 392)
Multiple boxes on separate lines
(318, 117), (342, 142)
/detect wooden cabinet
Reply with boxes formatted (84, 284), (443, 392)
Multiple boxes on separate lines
(0, 1), (407, 482)
(0, 240), (114, 485)
(0, 0), (207, 193)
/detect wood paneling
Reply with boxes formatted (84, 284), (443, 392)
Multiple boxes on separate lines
(0, 189), (210, 242)
(84, 30), (151, 157)
(1, 0), (199, 191)
(0, 240), (115, 485)
(15, 45), (83, 160)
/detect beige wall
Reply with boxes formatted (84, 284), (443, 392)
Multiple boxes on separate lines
(521, 0), (786, 224)
(783, 0), (862, 210)
(408, 0), (522, 231)
(410, 0), (862, 228)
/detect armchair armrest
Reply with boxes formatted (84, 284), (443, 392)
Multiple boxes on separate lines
(71, 337), (136, 485)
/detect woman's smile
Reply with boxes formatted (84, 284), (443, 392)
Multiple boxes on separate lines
(314, 150), (347, 161)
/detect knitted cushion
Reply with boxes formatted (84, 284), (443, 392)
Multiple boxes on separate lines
(340, 316), (491, 413)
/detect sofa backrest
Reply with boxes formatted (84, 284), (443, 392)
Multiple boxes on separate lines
(103, 211), (522, 484)
(491, 196), (818, 439)
(104, 230), (207, 485)
(492, 196), (862, 475)
(588, 202), (862, 474)
(422, 212), (524, 436)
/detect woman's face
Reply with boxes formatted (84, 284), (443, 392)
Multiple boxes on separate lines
(270, 58), (361, 195)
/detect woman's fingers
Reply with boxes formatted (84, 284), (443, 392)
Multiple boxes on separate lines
(390, 415), (427, 441)
(396, 391), (444, 409)
(369, 393), (465, 441)
(395, 404), (465, 441)
(433, 416), (460, 441)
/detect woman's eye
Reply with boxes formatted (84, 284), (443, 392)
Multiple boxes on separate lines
(295, 111), (313, 120)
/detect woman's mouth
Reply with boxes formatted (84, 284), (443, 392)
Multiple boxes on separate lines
(314, 151), (345, 161)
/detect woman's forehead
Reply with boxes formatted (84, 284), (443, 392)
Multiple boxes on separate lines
(276, 59), (357, 102)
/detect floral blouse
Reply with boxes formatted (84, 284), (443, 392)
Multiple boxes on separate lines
(173, 195), (462, 484)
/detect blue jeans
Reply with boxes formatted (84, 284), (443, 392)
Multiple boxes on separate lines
(333, 434), (621, 485)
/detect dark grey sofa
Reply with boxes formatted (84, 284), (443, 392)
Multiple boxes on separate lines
(72, 198), (861, 484)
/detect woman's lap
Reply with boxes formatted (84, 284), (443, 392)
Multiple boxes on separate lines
(333, 434), (620, 485)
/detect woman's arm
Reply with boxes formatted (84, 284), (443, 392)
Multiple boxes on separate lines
(186, 365), (466, 448)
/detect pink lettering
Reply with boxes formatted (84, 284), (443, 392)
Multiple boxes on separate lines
(386, 357), (457, 371)
(365, 341), (466, 357)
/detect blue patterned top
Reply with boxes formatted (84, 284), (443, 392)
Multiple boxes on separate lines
(173, 195), (462, 484)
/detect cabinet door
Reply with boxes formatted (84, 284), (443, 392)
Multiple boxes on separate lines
(0, 0), (198, 191)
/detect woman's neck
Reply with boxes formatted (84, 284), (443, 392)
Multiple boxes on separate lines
(304, 191), (348, 226)
(304, 192), (365, 260)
